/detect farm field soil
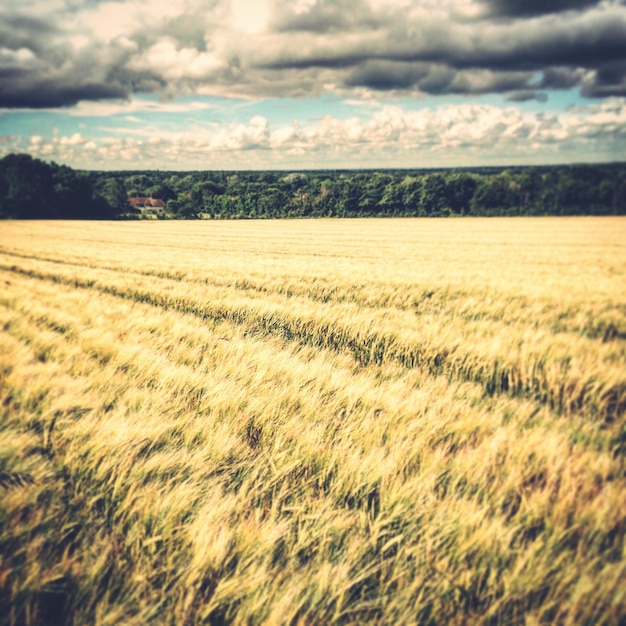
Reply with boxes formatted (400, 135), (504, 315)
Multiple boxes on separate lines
(0, 217), (625, 625)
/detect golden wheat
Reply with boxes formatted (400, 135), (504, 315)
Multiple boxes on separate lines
(1, 217), (625, 625)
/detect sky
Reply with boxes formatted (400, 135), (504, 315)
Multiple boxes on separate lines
(0, 0), (625, 170)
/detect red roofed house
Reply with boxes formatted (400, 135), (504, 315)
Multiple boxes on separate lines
(128, 197), (166, 209)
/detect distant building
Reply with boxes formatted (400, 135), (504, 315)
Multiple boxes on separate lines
(128, 197), (165, 209)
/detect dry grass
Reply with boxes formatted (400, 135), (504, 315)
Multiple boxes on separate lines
(0, 217), (625, 625)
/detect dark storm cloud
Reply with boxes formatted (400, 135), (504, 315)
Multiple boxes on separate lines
(480, 0), (603, 17)
(0, 9), (124, 107)
(262, 9), (626, 71)
(344, 60), (535, 95)
(453, 14), (626, 70)
(505, 90), (549, 102)
(538, 67), (587, 90)
(0, 13), (58, 56)
(582, 60), (626, 96)
(419, 67), (536, 96)
(1, 0), (626, 108)
(344, 61), (430, 90)
(0, 48), (165, 108)
(0, 80), (128, 108)
(259, 3), (626, 97)
(0, 5), (176, 108)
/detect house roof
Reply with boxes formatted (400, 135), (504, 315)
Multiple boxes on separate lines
(128, 197), (165, 208)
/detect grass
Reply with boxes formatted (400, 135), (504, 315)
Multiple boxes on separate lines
(0, 217), (625, 625)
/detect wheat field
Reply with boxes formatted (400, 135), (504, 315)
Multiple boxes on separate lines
(1, 217), (625, 625)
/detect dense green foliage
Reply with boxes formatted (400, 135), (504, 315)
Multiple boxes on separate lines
(0, 154), (112, 219)
(1, 153), (625, 219)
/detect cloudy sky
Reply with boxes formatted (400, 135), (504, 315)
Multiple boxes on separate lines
(1, 0), (625, 170)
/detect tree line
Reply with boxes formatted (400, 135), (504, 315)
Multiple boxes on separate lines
(1, 153), (625, 220)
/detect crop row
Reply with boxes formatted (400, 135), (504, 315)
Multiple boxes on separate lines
(1, 270), (625, 624)
(2, 257), (624, 424)
(1, 247), (625, 343)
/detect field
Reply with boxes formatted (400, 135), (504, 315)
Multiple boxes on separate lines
(1, 217), (625, 625)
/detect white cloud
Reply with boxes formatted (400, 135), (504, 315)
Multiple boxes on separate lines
(127, 39), (227, 81)
(60, 132), (86, 145)
(4, 99), (624, 169)
(231, 0), (272, 33)
(0, 47), (37, 64)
